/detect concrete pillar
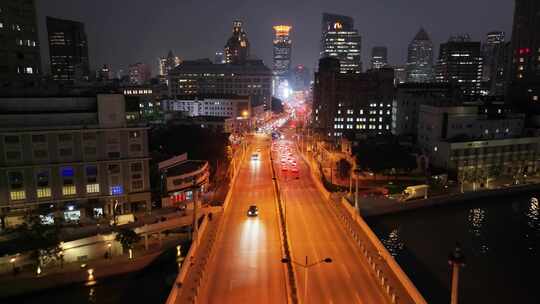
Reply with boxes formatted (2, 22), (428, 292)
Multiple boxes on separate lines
(144, 234), (149, 250)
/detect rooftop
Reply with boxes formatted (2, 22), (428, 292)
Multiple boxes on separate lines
(166, 160), (208, 177)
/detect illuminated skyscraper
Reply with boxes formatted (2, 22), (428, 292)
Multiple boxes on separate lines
(272, 25), (292, 76)
(371, 46), (388, 69)
(435, 35), (483, 96)
(159, 50), (181, 84)
(406, 28), (434, 83)
(224, 20), (250, 64)
(320, 13), (362, 73)
(482, 31), (507, 95)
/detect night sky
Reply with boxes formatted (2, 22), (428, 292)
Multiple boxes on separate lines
(37, 0), (513, 75)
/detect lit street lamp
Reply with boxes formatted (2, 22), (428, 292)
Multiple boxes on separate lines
(9, 257), (16, 275)
(107, 243), (112, 259)
(282, 256), (333, 303)
(448, 243), (465, 304)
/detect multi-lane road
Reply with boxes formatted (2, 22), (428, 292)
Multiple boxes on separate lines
(199, 135), (288, 304)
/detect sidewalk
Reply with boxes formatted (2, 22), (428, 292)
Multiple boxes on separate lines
(0, 234), (187, 299)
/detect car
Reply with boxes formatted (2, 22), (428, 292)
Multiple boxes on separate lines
(247, 205), (258, 217)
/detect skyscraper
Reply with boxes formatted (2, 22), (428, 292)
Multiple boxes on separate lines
(224, 20), (250, 64)
(128, 63), (151, 85)
(371, 46), (388, 69)
(214, 51), (225, 64)
(159, 50), (181, 84)
(482, 31), (507, 96)
(320, 13), (362, 74)
(435, 35), (483, 96)
(406, 28), (434, 83)
(272, 25), (292, 76)
(46, 17), (89, 83)
(0, 0), (42, 88)
(509, 0), (540, 122)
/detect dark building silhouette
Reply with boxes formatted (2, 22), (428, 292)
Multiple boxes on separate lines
(320, 13), (362, 73)
(0, 0), (42, 89)
(371, 46), (388, 70)
(224, 20), (250, 64)
(482, 31), (507, 96)
(46, 17), (89, 83)
(509, 0), (540, 125)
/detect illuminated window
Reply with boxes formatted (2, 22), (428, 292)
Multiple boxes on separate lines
(37, 188), (51, 198)
(534, 96), (539, 101)
(87, 183), (100, 194)
(10, 190), (26, 201)
(110, 185), (123, 195)
(62, 185), (76, 196)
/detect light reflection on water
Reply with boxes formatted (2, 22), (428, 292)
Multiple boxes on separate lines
(380, 228), (404, 257)
(525, 198), (540, 254)
(467, 207), (489, 254)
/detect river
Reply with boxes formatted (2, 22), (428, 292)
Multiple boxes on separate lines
(367, 192), (540, 303)
(9, 240), (189, 304)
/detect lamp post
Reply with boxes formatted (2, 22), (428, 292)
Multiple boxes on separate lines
(354, 169), (361, 211)
(9, 257), (16, 275)
(448, 243), (465, 304)
(107, 243), (112, 259)
(59, 250), (64, 268)
(281, 256), (332, 303)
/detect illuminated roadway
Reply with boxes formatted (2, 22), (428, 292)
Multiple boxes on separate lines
(276, 132), (388, 303)
(198, 135), (288, 304)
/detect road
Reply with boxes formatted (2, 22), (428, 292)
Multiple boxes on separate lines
(275, 135), (388, 304)
(199, 135), (288, 304)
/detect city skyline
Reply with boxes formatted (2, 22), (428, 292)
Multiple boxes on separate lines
(36, 0), (512, 74)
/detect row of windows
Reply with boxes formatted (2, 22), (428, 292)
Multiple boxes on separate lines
(4, 131), (141, 145)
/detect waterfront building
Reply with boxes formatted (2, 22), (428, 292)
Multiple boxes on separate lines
(224, 20), (250, 64)
(371, 46), (388, 70)
(392, 83), (461, 137)
(168, 58), (271, 108)
(312, 57), (394, 138)
(320, 13), (362, 74)
(46, 17), (90, 83)
(435, 35), (483, 96)
(418, 103), (538, 179)
(128, 62), (151, 85)
(0, 0), (42, 90)
(0, 94), (151, 229)
(508, 0), (540, 126)
(406, 28), (434, 83)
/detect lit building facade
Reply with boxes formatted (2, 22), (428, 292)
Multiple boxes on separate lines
(128, 62), (151, 85)
(393, 65), (407, 86)
(46, 17), (90, 83)
(224, 20), (250, 64)
(371, 46), (388, 70)
(313, 57), (394, 138)
(0, 0), (42, 89)
(482, 31), (507, 96)
(406, 28), (434, 83)
(508, 0), (540, 125)
(214, 51), (225, 64)
(168, 59), (272, 108)
(161, 94), (250, 119)
(0, 95), (151, 229)
(320, 13), (362, 74)
(435, 35), (483, 96)
(159, 50), (181, 84)
(272, 25), (292, 98)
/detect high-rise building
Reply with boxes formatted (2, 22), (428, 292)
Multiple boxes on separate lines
(272, 25), (292, 76)
(320, 13), (362, 74)
(46, 17), (90, 83)
(508, 0), (540, 124)
(159, 50), (181, 84)
(371, 46), (388, 70)
(482, 31), (507, 96)
(0, 0), (42, 89)
(406, 28), (434, 83)
(312, 57), (394, 138)
(168, 59), (272, 108)
(435, 35), (483, 96)
(291, 65), (310, 92)
(128, 62), (151, 85)
(224, 20), (250, 64)
(97, 64), (112, 81)
(214, 51), (225, 64)
(393, 65), (407, 86)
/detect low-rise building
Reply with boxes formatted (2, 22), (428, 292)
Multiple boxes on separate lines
(418, 104), (539, 179)
(0, 94), (151, 229)
(161, 94), (250, 119)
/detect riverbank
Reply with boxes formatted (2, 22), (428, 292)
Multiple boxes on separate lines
(0, 237), (187, 299)
(358, 182), (540, 217)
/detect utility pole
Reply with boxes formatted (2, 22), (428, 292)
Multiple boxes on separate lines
(448, 243), (465, 304)
(192, 186), (199, 244)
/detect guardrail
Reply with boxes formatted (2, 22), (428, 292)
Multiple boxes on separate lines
(300, 148), (427, 304)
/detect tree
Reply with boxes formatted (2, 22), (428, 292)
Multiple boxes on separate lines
(115, 228), (141, 251)
(16, 214), (63, 271)
(336, 158), (352, 179)
(355, 141), (416, 180)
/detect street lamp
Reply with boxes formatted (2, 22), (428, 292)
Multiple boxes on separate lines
(59, 250), (64, 268)
(9, 257), (16, 275)
(448, 243), (465, 304)
(281, 256), (332, 303)
(107, 243), (112, 259)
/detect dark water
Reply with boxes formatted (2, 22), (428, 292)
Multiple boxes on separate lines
(367, 193), (540, 304)
(10, 241), (189, 304)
